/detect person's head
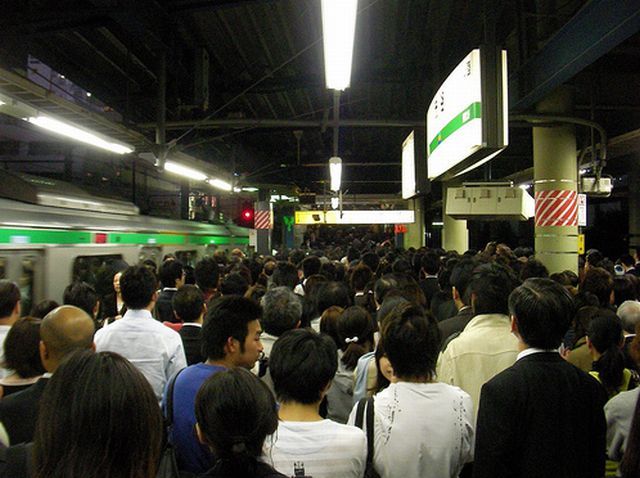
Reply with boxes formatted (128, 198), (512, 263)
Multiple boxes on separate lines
(586, 249), (604, 270)
(587, 310), (626, 395)
(260, 287), (302, 337)
(350, 264), (373, 293)
(421, 252), (441, 276)
(3, 317), (46, 378)
(614, 276), (638, 307)
(380, 303), (440, 381)
(468, 263), (518, 315)
(271, 261), (299, 290)
(508, 278), (575, 349)
(620, 254), (636, 269)
(361, 252), (380, 275)
(580, 267), (614, 307)
(120, 266), (158, 310)
(172, 285), (205, 323)
(270, 329), (337, 405)
(0, 280), (20, 320)
(195, 257), (221, 294)
(319, 305), (344, 348)
(159, 259), (185, 289)
(316, 281), (351, 316)
(449, 258), (477, 306)
(220, 272), (249, 296)
(63, 281), (99, 319)
(34, 351), (162, 478)
(301, 256), (321, 279)
(337, 306), (375, 370)
(519, 259), (549, 281)
(195, 369), (278, 474)
(30, 300), (60, 319)
(618, 300), (640, 335)
(202, 296), (263, 368)
(40, 305), (96, 372)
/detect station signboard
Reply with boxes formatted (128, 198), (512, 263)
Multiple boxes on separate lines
(427, 48), (508, 180)
(295, 210), (415, 225)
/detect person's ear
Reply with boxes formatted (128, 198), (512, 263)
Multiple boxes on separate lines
(510, 315), (519, 335)
(13, 301), (21, 317)
(93, 301), (100, 319)
(225, 336), (238, 355)
(39, 341), (48, 362)
(195, 423), (207, 445)
(319, 381), (332, 399)
(452, 287), (460, 302)
(295, 320), (301, 329)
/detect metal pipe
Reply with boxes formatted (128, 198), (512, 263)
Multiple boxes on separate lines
(155, 50), (167, 146)
(333, 91), (340, 157)
(139, 118), (423, 130)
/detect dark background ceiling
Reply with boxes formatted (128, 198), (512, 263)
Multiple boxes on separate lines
(1, 0), (639, 208)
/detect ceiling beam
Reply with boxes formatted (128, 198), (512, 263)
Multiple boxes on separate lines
(138, 118), (423, 130)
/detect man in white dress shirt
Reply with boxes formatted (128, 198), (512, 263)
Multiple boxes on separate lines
(95, 265), (186, 401)
(0, 281), (20, 380)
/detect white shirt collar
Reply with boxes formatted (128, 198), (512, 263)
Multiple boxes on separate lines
(162, 287), (178, 292)
(516, 347), (558, 361)
(182, 322), (202, 328)
(122, 309), (154, 320)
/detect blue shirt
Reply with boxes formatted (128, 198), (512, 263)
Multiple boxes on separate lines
(164, 363), (225, 474)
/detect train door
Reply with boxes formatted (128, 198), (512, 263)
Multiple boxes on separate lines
(0, 251), (44, 316)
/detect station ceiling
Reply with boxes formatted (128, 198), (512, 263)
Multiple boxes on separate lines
(1, 0), (640, 199)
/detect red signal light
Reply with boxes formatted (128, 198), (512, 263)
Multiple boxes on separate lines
(242, 209), (253, 221)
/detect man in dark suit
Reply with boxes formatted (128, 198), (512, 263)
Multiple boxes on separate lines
(156, 259), (185, 323)
(0, 305), (95, 445)
(438, 258), (477, 350)
(173, 285), (205, 365)
(418, 251), (441, 308)
(473, 278), (607, 478)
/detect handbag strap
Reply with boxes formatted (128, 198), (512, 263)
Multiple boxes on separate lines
(165, 367), (185, 428)
(365, 397), (375, 468)
(354, 397), (367, 429)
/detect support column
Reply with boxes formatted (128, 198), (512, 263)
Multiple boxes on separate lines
(629, 166), (640, 257)
(405, 197), (425, 249)
(255, 191), (272, 256)
(180, 182), (190, 220)
(533, 87), (578, 274)
(443, 182), (468, 253)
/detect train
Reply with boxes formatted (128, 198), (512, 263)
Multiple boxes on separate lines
(0, 171), (250, 311)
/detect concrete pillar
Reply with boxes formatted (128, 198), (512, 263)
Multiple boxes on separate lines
(533, 87), (578, 274)
(404, 197), (425, 249)
(443, 182), (468, 253)
(255, 199), (271, 256)
(629, 166), (640, 256)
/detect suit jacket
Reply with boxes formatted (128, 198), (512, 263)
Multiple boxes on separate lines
(0, 377), (49, 445)
(179, 324), (205, 365)
(156, 289), (178, 323)
(438, 306), (474, 350)
(419, 277), (440, 307)
(473, 352), (607, 478)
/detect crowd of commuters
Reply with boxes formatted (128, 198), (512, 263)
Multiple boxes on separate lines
(0, 241), (640, 477)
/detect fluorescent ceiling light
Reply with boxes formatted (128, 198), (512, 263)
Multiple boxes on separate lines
(321, 0), (358, 90)
(242, 187), (259, 192)
(329, 156), (342, 192)
(27, 116), (134, 155)
(208, 178), (233, 191)
(165, 161), (208, 181)
(0, 100), (5, 106)
(331, 197), (340, 210)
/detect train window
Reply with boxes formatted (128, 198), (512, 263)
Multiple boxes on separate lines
(204, 244), (217, 257)
(19, 257), (36, 316)
(0, 257), (5, 279)
(72, 255), (124, 297)
(139, 247), (162, 267)
(175, 250), (198, 267)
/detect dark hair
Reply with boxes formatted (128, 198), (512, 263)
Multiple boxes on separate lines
(3, 316), (45, 378)
(421, 252), (441, 276)
(469, 263), (518, 315)
(316, 281), (351, 316)
(63, 282), (98, 317)
(172, 285), (204, 323)
(220, 272), (249, 296)
(372, 341), (391, 394)
(620, 254), (636, 268)
(449, 258), (477, 305)
(120, 266), (158, 309)
(380, 302), (440, 380)
(260, 287), (302, 337)
(319, 306), (344, 348)
(30, 300), (60, 319)
(519, 259), (549, 281)
(588, 311), (626, 396)
(350, 264), (373, 292)
(392, 259), (412, 275)
(183, 265), (196, 285)
(0, 280), (20, 318)
(319, 262), (337, 281)
(271, 262), (299, 290)
(621, 391), (640, 477)
(614, 276), (638, 307)
(509, 278), (575, 349)
(195, 369), (278, 477)
(159, 260), (184, 289)
(195, 257), (221, 292)
(586, 249), (604, 268)
(337, 306), (375, 370)
(301, 256), (322, 278)
(361, 252), (380, 275)
(202, 296), (262, 360)
(580, 267), (614, 307)
(34, 351), (162, 478)
(270, 329), (337, 404)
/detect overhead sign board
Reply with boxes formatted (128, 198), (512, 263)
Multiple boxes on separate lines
(401, 129), (429, 199)
(427, 48), (508, 180)
(295, 210), (415, 225)
(578, 193), (587, 227)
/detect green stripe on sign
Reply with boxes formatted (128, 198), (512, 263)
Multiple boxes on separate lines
(429, 102), (482, 154)
(0, 228), (93, 244)
(188, 235), (250, 246)
(107, 233), (187, 245)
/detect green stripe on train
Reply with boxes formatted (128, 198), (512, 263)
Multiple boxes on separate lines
(0, 228), (249, 246)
